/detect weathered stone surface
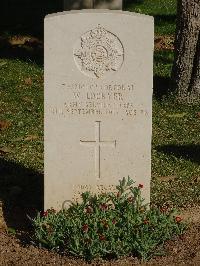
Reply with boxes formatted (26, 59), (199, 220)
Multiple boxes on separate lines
(94, 0), (122, 9)
(44, 10), (154, 210)
(64, 0), (93, 10)
(64, 0), (122, 10)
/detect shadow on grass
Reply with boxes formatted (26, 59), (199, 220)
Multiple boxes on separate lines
(0, 0), (63, 65)
(154, 50), (174, 64)
(153, 75), (173, 99)
(0, 158), (43, 230)
(156, 144), (200, 165)
(154, 15), (176, 27)
(0, 38), (44, 66)
(0, 0), (63, 34)
(124, 0), (144, 8)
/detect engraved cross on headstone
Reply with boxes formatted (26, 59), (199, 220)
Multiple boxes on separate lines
(80, 121), (117, 180)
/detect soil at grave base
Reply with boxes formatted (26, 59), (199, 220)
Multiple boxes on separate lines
(0, 208), (200, 266)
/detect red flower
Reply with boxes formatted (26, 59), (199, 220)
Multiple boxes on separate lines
(138, 184), (143, 189)
(143, 219), (149, 225)
(100, 203), (108, 211)
(112, 219), (117, 225)
(99, 234), (106, 241)
(82, 224), (89, 233)
(128, 196), (134, 203)
(175, 216), (182, 223)
(85, 206), (93, 214)
(117, 192), (121, 198)
(160, 207), (168, 213)
(42, 211), (48, 217)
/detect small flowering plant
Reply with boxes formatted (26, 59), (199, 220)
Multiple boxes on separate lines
(32, 177), (186, 261)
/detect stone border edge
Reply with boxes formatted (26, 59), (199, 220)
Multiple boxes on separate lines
(45, 10), (154, 22)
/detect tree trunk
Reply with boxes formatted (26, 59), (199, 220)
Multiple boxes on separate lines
(172, 0), (200, 104)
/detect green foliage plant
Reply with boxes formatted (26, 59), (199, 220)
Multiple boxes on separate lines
(32, 177), (186, 261)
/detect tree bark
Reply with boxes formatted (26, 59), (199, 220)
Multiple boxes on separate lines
(172, 0), (200, 104)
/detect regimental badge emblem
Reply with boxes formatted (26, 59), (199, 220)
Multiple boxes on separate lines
(73, 24), (124, 78)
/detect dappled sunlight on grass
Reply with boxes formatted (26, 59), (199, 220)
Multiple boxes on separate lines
(125, 0), (177, 35)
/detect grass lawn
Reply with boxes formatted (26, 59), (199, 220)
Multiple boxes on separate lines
(0, 0), (199, 212)
(126, 0), (177, 35)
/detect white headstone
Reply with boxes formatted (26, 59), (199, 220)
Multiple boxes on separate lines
(64, 0), (122, 10)
(94, 0), (122, 9)
(44, 10), (154, 210)
(64, 0), (93, 10)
